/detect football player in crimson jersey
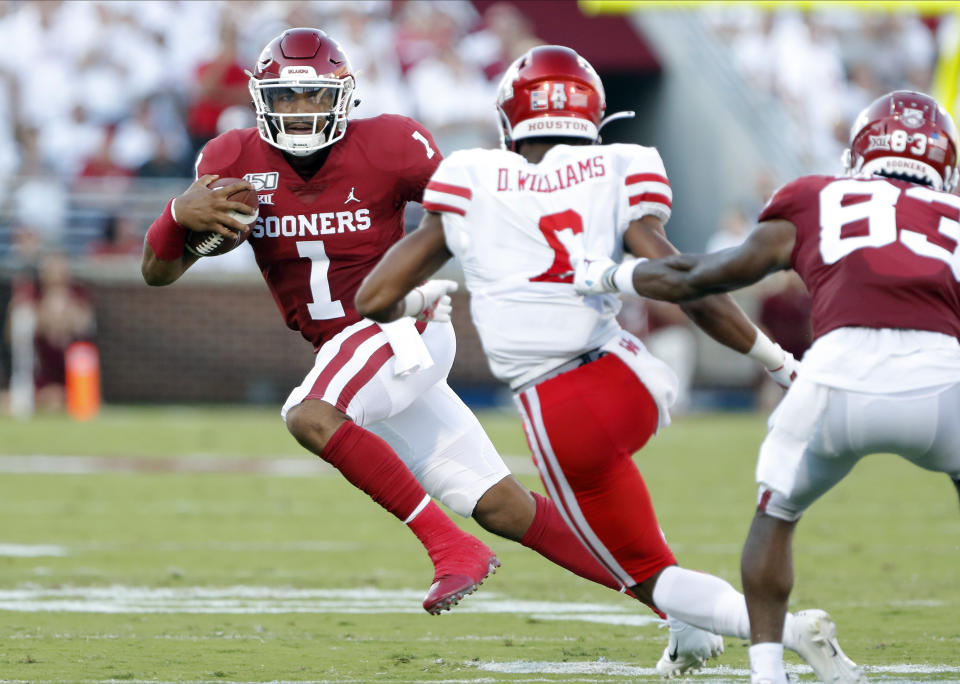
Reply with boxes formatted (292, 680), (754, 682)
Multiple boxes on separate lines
(567, 89), (960, 683)
(141, 28), (663, 617)
(357, 45), (854, 680)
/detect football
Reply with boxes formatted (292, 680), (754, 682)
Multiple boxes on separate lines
(184, 177), (259, 257)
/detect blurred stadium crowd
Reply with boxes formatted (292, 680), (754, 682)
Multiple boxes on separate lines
(0, 2), (946, 260)
(705, 5), (939, 175)
(0, 0), (544, 261)
(0, 0), (939, 258)
(0, 0), (952, 412)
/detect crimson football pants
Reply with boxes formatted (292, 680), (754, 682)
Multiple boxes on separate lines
(516, 354), (676, 589)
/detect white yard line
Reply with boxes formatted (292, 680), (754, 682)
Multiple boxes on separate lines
(0, 454), (537, 476)
(476, 660), (960, 676)
(0, 585), (655, 623)
(475, 660), (960, 681)
(0, 544), (67, 557)
(2, 585), (956, 681)
(3, 661), (960, 684)
(0, 455), (329, 476)
(0, 680), (629, 684)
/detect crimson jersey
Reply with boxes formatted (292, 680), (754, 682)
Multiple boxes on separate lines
(196, 115), (442, 348)
(758, 174), (960, 341)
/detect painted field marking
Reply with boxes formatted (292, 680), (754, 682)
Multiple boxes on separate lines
(0, 454), (537, 476)
(2, 663), (958, 684)
(0, 455), (328, 476)
(71, 540), (363, 553)
(474, 659), (960, 681)
(0, 679), (680, 684)
(0, 544), (67, 557)
(0, 585), (656, 625)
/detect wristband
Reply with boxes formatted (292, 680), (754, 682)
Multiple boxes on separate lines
(146, 198), (187, 261)
(610, 258), (647, 294)
(747, 326), (785, 370)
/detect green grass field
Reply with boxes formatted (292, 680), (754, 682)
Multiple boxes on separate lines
(0, 407), (957, 683)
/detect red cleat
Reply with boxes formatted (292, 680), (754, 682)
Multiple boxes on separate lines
(422, 543), (500, 615)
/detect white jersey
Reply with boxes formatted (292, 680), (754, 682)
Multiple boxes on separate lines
(424, 143), (673, 389)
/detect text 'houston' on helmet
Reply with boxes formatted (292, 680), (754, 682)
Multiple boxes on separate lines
(844, 90), (959, 192)
(496, 45), (608, 150)
(247, 27), (357, 156)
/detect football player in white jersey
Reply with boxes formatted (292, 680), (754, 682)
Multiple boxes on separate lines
(356, 45), (859, 681)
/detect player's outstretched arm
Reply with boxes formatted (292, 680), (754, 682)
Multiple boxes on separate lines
(625, 217), (797, 387)
(626, 218), (797, 303)
(619, 216), (799, 386)
(141, 175), (256, 287)
(356, 211), (454, 322)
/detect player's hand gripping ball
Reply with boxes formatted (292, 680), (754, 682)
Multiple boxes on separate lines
(184, 177), (259, 257)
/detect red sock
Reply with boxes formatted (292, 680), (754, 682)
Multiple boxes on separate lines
(521, 492), (625, 592)
(321, 421), (425, 518)
(321, 421), (475, 561)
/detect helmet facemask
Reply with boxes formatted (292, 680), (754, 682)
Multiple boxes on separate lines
(249, 69), (355, 156)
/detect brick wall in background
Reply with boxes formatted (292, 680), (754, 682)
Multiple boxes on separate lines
(0, 275), (498, 404)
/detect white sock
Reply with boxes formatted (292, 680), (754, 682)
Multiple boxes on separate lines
(749, 642), (787, 682)
(651, 565), (750, 639)
(651, 566), (800, 645)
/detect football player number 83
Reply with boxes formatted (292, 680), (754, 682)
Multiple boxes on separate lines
(819, 178), (960, 279)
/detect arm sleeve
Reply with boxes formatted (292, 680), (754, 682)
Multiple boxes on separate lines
(621, 145), (673, 224)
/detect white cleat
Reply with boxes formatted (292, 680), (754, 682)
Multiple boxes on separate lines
(655, 620), (725, 678)
(788, 609), (867, 683)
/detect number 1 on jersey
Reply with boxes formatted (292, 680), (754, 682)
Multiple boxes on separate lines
(297, 240), (345, 320)
(411, 131), (435, 159)
(530, 209), (584, 283)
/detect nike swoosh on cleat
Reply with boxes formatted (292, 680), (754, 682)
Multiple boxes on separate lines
(668, 645), (679, 662)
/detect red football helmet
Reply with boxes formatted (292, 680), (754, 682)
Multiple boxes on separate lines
(844, 90), (958, 192)
(247, 28), (356, 156)
(496, 45), (631, 150)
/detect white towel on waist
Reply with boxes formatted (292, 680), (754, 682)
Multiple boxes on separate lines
(379, 317), (434, 376)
